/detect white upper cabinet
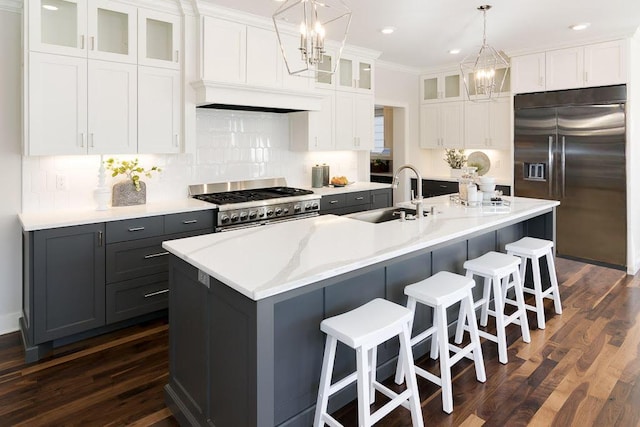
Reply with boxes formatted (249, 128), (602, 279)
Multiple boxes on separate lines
(337, 55), (373, 93)
(290, 90), (335, 151)
(138, 9), (181, 69)
(278, 32), (312, 91)
(511, 40), (628, 94)
(29, 0), (137, 64)
(511, 53), (546, 94)
(335, 92), (373, 150)
(202, 16), (246, 84)
(138, 66), (181, 153)
(464, 98), (510, 150)
(419, 102), (463, 149)
(314, 48), (337, 89)
(420, 71), (462, 103)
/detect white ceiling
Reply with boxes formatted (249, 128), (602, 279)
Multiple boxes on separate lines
(200, 0), (640, 70)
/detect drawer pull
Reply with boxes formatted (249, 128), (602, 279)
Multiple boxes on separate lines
(355, 197), (364, 200)
(439, 185), (448, 188)
(128, 226), (145, 232)
(182, 219), (198, 224)
(144, 251), (170, 259)
(144, 289), (169, 298)
(330, 200), (339, 204)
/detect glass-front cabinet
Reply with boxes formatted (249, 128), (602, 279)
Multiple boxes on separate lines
(138, 8), (181, 69)
(29, 0), (137, 63)
(420, 71), (462, 103)
(338, 55), (373, 92)
(315, 50), (336, 89)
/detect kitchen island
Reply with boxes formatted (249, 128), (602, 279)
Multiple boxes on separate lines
(162, 196), (559, 427)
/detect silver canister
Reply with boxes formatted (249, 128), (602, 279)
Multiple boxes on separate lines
(312, 165), (324, 188)
(322, 164), (330, 186)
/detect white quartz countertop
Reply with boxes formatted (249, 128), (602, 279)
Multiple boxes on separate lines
(163, 196), (559, 301)
(306, 182), (391, 196)
(19, 198), (216, 231)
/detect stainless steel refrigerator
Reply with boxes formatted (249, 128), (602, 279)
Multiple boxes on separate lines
(514, 85), (627, 268)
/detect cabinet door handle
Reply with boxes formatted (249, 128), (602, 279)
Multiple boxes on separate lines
(584, 71), (589, 83)
(175, 50), (179, 63)
(79, 133), (85, 148)
(329, 200), (339, 204)
(80, 35), (85, 50)
(439, 185), (447, 188)
(355, 197), (364, 200)
(128, 226), (145, 232)
(97, 230), (103, 247)
(90, 36), (95, 50)
(182, 219), (198, 224)
(144, 288), (169, 298)
(174, 134), (180, 148)
(144, 251), (170, 259)
(314, 136), (318, 147)
(89, 133), (94, 148)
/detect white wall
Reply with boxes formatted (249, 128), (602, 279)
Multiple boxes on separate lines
(0, 8), (23, 334)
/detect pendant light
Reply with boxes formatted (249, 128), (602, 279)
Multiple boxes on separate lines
(460, 5), (509, 101)
(273, 0), (352, 78)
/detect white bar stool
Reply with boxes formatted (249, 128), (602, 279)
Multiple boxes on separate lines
(313, 298), (424, 427)
(394, 271), (486, 414)
(455, 251), (531, 364)
(505, 237), (562, 329)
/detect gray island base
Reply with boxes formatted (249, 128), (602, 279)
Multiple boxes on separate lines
(162, 196), (557, 426)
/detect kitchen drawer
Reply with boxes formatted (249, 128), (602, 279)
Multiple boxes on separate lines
(320, 193), (347, 211)
(106, 215), (164, 243)
(106, 272), (168, 324)
(345, 191), (370, 207)
(165, 210), (214, 235)
(425, 180), (458, 197)
(106, 235), (169, 283)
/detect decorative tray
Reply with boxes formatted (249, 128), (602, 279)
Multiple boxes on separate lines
(449, 194), (511, 207)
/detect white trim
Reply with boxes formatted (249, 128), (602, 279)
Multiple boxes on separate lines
(506, 32), (634, 58)
(376, 60), (421, 75)
(0, 0), (21, 13)
(0, 311), (20, 336)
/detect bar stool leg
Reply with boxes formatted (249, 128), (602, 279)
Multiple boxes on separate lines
(356, 346), (371, 427)
(464, 293), (486, 383)
(314, 336), (337, 427)
(394, 297), (417, 385)
(512, 269), (531, 343)
(369, 347), (377, 403)
(454, 297), (466, 345)
(399, 322), (424, 427)
(492, 275), (509, 364)
(546, 252), (563, 314)
(479, 276), (492, 327)
(531, 254), (546, 329)
(435, 305), (453, 414)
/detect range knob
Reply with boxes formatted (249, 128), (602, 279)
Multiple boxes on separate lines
(283, 208), (289, 214)
(311, 202), (319, 210)
(304, 203), (312, 211)
(239, 212), (248, 221)
(248, 211), (257, 220)
(275, 208), (283, 216)
(294, 205), (302, 213)
(258, 210), (265, 218)
(220, 215), (230, 224)
(266, 209), (274, 217)
(230, 214), (239, 222)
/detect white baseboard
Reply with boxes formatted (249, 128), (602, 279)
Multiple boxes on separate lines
(0, 311), (20, 336)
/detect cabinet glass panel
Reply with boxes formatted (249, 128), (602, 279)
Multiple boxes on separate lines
(444, 74), (460, 98)
(339, 57), (353, 87)
(146, 18), (173, 61)
(97, 8), (129, 55)
(423, 77), (438, 100)
(41, 0), (78, 48)
(316, 55), (333, 85)
(358, 61), (372, 90)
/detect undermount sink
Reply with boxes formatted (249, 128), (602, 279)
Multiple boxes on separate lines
(346, 207), (418, 224)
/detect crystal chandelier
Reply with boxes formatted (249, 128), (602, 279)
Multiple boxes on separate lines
(460, 5), (509, 101)
(273, 0), (352, 77)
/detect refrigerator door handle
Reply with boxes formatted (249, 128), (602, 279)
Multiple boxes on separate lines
(561, 136), (566, 199)
(548, 135), (554, 198)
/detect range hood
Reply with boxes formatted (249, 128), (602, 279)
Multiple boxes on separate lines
(191, 80), (323, 113)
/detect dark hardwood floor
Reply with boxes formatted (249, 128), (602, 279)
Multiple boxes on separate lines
(1, 258), (638, 426)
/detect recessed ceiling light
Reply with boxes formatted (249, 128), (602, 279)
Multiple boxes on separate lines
(380, 27), (396, 35)
(449, 49), (461, 55)
(42, 4), (58, 10)
(570, 23), (591, 31)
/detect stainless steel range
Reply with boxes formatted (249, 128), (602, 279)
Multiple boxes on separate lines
(189, 178), (321, 231)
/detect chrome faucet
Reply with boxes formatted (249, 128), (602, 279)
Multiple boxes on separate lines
(392, 164), (424, 218)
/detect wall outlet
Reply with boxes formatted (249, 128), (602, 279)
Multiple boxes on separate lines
(56, 174), (68, 191)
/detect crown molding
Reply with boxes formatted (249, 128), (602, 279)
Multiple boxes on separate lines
(375, 60), (421, 75)
(0, 0), (22, 13)
(505, 31), (635, 58)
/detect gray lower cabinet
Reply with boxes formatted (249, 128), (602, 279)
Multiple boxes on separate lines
(27, 223), (106, 345)
(21, 209), (215, 362)
(411, 178), (512, 198)
(320, 188), (392, 215)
